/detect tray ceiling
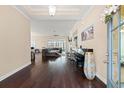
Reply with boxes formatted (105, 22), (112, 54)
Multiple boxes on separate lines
(16, 5), (92, 20)
(15, 5), (93, 36)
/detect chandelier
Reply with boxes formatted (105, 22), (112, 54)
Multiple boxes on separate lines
(48, 5), (56, 16)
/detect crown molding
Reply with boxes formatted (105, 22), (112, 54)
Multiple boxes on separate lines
(12, 5), (31, 21)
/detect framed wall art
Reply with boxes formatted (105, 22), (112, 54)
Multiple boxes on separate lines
(81, 26), (94, 41)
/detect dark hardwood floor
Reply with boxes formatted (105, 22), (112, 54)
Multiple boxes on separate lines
(0, 53), (106, 88)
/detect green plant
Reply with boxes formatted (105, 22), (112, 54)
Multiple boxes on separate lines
(105, 14), (112, 24)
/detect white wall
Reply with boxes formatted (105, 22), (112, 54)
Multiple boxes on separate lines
(69, 5), (107, 84)
(31, 34), (67, 50)
(31, 20), (75, 50)
(0, 6), (30, 80)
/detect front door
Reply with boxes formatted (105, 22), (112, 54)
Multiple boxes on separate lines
(107, 6), (124, 88)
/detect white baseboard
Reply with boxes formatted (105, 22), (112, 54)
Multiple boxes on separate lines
(96, 73), (107, 85)
(0, 62), (31, 81)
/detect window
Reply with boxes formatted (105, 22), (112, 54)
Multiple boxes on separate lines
(47, 40), (65, 51)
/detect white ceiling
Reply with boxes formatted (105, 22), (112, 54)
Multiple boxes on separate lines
(16, 5), (92, 20)
(31, 20), (76, 36)
(16, 5), (93, 36)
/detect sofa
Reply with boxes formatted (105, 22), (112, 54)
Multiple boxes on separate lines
(42, 48), (62, 57)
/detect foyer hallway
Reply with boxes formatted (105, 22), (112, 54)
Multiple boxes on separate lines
(0, 54), (106, 88)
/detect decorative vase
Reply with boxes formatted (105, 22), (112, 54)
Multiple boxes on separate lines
(84, 52), (96, 80)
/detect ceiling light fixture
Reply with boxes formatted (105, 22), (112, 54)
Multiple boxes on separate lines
(49, 5), (56, 16)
